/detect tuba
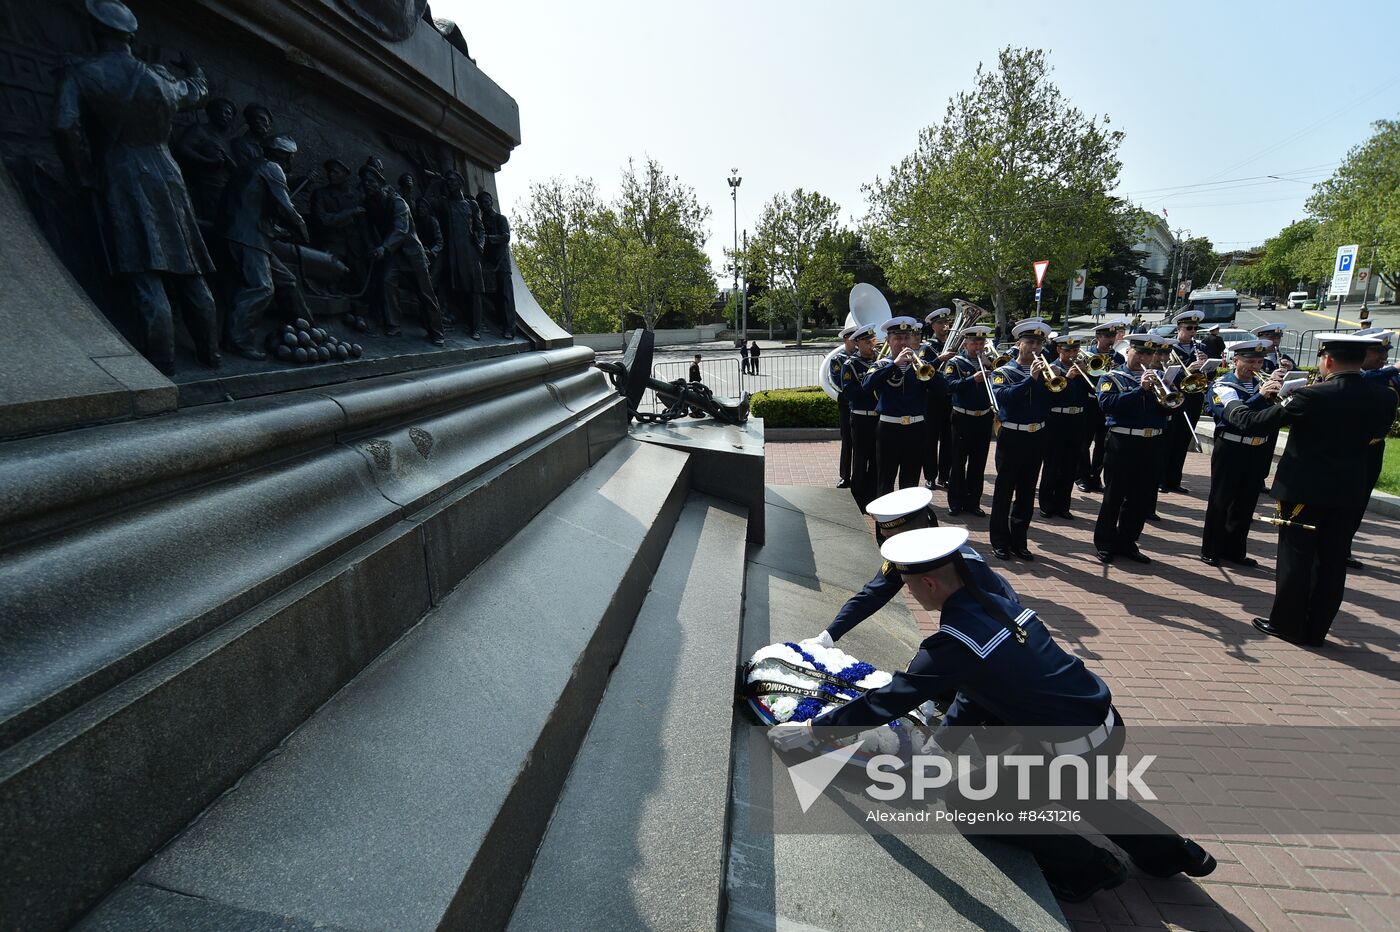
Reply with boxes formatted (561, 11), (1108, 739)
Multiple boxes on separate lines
(821, 284), (893, 399)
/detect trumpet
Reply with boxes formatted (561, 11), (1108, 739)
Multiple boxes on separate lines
(1034, 356), (1068, 392)
(879, 341), (937, 381)
(1142, 366), (1184, 409)
(1170, 348), (1210, 394)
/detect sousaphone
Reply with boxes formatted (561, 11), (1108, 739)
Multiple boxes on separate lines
(820, 284), (893, 400)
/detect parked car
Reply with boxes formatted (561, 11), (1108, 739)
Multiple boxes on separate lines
(1258, 296), (1276, 310)
(1115, 327), (1256, 362)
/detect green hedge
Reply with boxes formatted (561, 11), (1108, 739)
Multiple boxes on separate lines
(751, 386), (839, 428)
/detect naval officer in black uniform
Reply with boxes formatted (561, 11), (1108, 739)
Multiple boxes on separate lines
(942, 325), (997, 516)
(864, 316), (941, 496)
(1349, 328), (1400, 568)
(1093, 334), (1174, 564)
(989, 319), (1055, 560)
(771, 527), (1217, 902)
(1200, 340), (1277, 568)
(1217, 333), (1397, 645)
(840, 323), (882, 510)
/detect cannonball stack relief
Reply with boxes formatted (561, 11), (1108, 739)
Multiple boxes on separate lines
(268, 318), (362, 365)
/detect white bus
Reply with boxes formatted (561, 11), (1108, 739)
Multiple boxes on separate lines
(1183, 286), (1240, 324)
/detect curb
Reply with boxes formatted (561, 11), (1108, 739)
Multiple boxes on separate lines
(764, 428), (840, 442)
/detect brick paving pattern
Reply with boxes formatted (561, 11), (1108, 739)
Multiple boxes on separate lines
(766, 439), (1400, 930)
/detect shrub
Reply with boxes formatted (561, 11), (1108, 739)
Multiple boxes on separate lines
(751, 386), (839, 428)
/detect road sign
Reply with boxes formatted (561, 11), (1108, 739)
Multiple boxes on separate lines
(1071, 270), (1086, 301)
(1033, 260), (1049, 287)
(1329, 244), (1359, 297)
(1093, 285), (1108, 299)
(1034, 286), (1042, 302)
(1355, 267), (1371, 295)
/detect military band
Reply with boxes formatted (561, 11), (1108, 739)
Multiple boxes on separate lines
(824, 283), (1393, 645)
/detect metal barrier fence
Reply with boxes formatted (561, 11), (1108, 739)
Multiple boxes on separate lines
(1290, 329), (1399, 369)
(641, 351), (831, 412)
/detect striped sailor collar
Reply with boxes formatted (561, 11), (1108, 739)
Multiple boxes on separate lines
(938, 589), (1034, 659)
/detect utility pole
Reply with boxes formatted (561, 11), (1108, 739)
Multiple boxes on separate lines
(741, 228), (749, 339)
(727, 169), (741, 334)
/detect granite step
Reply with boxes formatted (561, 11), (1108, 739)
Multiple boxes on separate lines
(506, 493), (749, 932)
(76, 438), (692, 932)
(724, 486), (1068, 932)
(0, 391), (623, 932)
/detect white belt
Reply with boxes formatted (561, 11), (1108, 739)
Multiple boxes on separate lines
(1110, 426), (1162, 438)
(952, 406), (992, 416)
(880, 414), (925, 425)
(1050, 406), (1085, 415)
(1219, 432), (1270, 446)
(1040, 709), (1117, 757)
(999, 421), (1045, 433)
(849, 408), (878, 416)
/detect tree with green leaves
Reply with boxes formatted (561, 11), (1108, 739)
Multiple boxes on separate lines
(610, 157), (715, 330)
(512, 176), (614, 333)
(1233, 220), (1318, 298)
(745, 188), (851, 346)
(1304, 118), (1400, 295)
(864, 47), (1123, 333)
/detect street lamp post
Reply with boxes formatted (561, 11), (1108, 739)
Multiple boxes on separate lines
(727, 169), (742, 337)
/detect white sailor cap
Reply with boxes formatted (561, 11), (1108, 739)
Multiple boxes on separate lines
(959, 325), (993, 338)
(1012, 320), (1052, 339)
(880, 527), (970, 575)
(1354, 327), (1394, 347)
(866, 487), (935, 533)
(1205, 323), (1221, 332)
(1172, 309), (1205, 324)
(1127, 333), (1169, 350)
(839, 325), (858, 340)
(851, 323), (878, 340)
(1230, 339), (1270, 358)
(1092, 318), (1126, 334)
(880, 316), (921, 336)
(924, 307), (953, 323)
(1317, 332), (1384, 352)
(1054, 332), (1088, 347)
(1252, 323), (1286, 336)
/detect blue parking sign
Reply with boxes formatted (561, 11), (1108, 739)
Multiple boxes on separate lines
(1339, 254), (1353, 272)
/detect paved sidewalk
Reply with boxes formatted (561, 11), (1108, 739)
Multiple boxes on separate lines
(767, 440), (1400, 931)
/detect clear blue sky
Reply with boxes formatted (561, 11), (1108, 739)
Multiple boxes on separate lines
(438, 0), (1400, 270)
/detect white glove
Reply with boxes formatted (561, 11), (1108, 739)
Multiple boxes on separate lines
(800, 630), (835, 651)
(1214, 385), (1240, 405)
(768, 721), (818, 752)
